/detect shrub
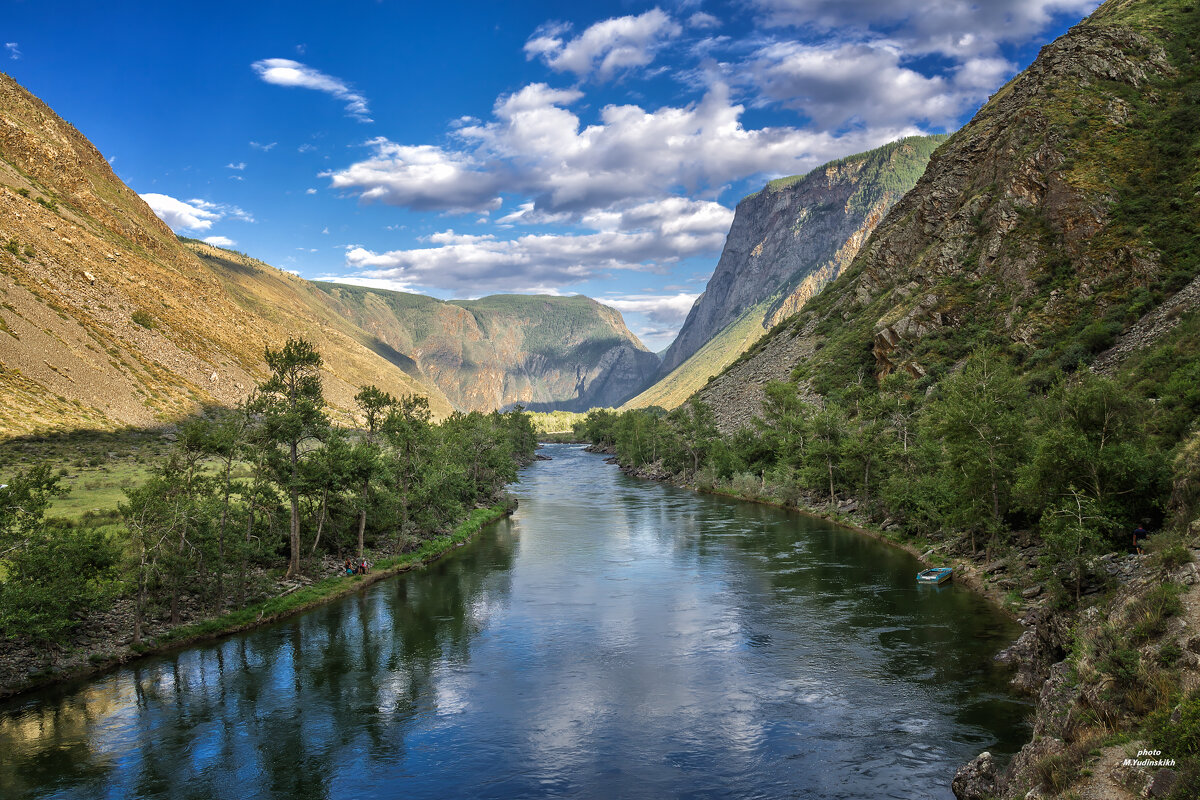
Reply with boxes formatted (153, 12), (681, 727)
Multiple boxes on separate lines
(1130, 583), (1184, 643)
(131, 310), (155, 329)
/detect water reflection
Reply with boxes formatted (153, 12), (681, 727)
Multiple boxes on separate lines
(0, 445), (1027, 799)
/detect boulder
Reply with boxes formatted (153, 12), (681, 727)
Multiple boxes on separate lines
(952, 751), (997, 800)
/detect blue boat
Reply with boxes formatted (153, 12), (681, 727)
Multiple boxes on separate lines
(917, 567), (953, 585)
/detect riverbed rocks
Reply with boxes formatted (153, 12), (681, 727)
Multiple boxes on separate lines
(952, 751), (998, 800)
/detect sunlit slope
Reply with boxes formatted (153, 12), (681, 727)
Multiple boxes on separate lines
(313, 285), (661, 412)
(0, 71), (455, 435)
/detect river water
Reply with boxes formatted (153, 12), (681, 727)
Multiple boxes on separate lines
(0, 444), (1028, 799)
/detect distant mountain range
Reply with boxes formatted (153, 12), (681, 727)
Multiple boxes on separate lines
(0, 72), (657, 436)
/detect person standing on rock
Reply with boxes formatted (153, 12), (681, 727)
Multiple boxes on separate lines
(1133, 524), (1149, 555)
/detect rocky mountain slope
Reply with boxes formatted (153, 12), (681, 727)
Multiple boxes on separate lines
(0, 73), (654, 436)
(698, 0), (1200, 436)
(627, 136), (944, 410)
(310, 284), (660, 412)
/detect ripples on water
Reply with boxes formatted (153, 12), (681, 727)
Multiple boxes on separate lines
(0, 444), (1029, 799)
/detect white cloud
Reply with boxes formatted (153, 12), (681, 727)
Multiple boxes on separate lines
(324, 138), (505, 212)
(326, 81), (915, 216)
(744, 41), (1009, 128)
(4, 43), (19, 60)
(305, 187), (317, 194)
(687, 12), (721, 29)
(336, 198), (732, 295)
(525, 9), (682, 81)
(140, 193), (221, 231)
(298, 143), (316, 153)
(604, 292), (699, 326)
(251, 58), (373, 122)
(139, 192), (254, 232)
(226, 162), (246, 170)
(250, 141), (277, 151)
(751, 0), (1101, 58)
(203, 235), (237, 247)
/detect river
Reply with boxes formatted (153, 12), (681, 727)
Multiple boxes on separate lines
(0, 444), (1029, 799)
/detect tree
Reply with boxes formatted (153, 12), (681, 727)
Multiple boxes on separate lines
(255, 338), (328, 578)
(353, 386), (395, 559)
(1040, 487), (1112, 603)
(804, 403), (848, 504)
(922, 353), (1030, 553)
(1017, 373), (1166, 542)
(0, 467), (119, 645)
(755, 381), (811, 469)
(382, 394), (434, 538)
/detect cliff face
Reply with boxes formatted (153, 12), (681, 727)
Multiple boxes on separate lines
(313, 286), (660, 412)
(699, 0), (1200, 433)
(631, 136), (944, 409)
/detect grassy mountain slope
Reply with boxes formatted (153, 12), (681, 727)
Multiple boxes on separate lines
(699, 0), (1200, 436)
(0, 73), (656, 435)
(313, 285), (660, 412)
(628, 136), (944, 410)
(0, 69), (456, 436)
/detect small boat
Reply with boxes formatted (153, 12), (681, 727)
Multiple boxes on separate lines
(917, 567), (953, 585)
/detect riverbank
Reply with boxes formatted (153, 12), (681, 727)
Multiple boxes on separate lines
(588, 445), (1200, 799)
(0, 499), (516, 701)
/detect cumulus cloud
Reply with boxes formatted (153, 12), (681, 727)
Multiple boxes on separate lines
(140, 193), (253, 232)
(203, 235), (237, 247)
(140, 193), (221, 231)
(751, 0), (1101, 58)
(226, 162), (246, 170)
(326, 81), (915, 215)
(687, 12), (721, 29)
(525, 9), (682, 81)
(604, 292), (699, 327)
(336, 198), (732, 295)
(305, 187), (317, 194)
(744, 41), (1011, 128)
(252, 58), (373, 122)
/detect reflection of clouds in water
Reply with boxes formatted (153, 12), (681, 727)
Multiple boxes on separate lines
(0, 444), (1029, 800)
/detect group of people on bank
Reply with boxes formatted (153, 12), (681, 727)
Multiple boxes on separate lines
(344, 558), (370, 576)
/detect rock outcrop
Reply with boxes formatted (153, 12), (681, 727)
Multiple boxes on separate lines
(628, 137), (944, 410)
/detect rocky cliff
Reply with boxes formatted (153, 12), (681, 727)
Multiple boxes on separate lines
(629, 136), (943, 410)
(699, 0), (1200, 434)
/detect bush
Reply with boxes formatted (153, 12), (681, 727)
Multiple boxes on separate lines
(131, 310), (155, 329)
(1130, 583), (1184, 643)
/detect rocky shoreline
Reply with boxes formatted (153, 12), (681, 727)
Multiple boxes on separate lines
(587, 444), (1199, 799)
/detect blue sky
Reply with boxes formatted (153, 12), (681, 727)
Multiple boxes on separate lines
(3, 0), (1100, 350)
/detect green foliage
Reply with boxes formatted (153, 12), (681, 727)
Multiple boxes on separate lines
(1017, 373), (1167, 544)
(1145, 691), (1200, 800)
(0, 466), (120, 643)
(1129, 583), (1184, 643)
(131, 310), (155, 330)
(1038, 488), (1114, 604)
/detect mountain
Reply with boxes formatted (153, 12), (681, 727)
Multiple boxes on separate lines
(697, 0), (1200, 435)
(309, 284), (660, 412)
(626, 136), (945, 410)
(0, 73), (654, 437)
